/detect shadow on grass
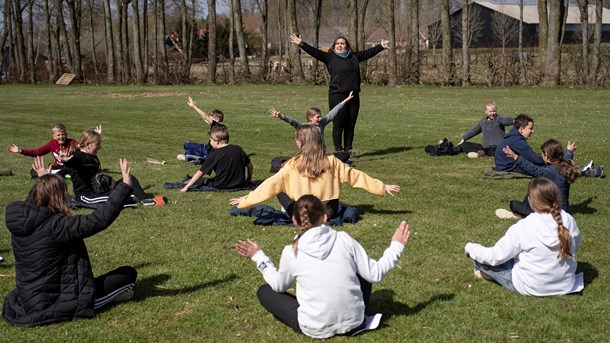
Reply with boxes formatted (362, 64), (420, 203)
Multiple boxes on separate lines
(368, 289), (455, 320)
(570, 197), (597, 215)
(132, 273), (238, 302)
(356, 146), (413, 159)
(577, 261), (598, 287)
(356, 204), (411, 215)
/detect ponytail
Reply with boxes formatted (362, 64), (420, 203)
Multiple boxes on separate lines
(540, 139), (580, 183)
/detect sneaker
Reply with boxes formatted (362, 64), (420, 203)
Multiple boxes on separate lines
(495, 208), (519, 219)
(467, 152), (479, 159)
(0, 255), (4, 263)
(580, 160), (594, 172)
(141, 196), (167, 207)
(177, 154), (187, 161)
(583, 166), (604, 178)
(111, 290), (134, 303)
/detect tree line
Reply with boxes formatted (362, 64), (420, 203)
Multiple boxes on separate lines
(1, 0), (608, 86)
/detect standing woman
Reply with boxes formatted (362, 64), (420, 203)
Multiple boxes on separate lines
(290, 33), (388, 156)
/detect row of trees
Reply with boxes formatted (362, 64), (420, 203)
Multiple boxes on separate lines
(0, 0), (608, 86)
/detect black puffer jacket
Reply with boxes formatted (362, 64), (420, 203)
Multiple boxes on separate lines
(2, 182), (132, 326)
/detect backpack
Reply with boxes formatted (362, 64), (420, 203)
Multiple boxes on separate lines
(425, 138), (462, 156)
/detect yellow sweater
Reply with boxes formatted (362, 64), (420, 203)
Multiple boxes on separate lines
(238, 155), (386, 208)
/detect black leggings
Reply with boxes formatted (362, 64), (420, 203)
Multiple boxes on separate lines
(329, 92), (360, 152)
(256, 275), (372, 335)
(94, 266), (137, 309)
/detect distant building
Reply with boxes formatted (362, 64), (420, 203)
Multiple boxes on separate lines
(428, 0), (610, 48)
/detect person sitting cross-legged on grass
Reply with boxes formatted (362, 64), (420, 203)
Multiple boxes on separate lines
(235, 194), (411, 338)
(180, 126), (253, 192)
(2, 157), (137, 327)
(465, 177), (583, 296)
(494, 114), (544, 175)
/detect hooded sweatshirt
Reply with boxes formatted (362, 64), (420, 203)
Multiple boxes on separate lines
(465, 210), (581, 296)
(494, 127), (545, 172)
(250, 225), (404, 338)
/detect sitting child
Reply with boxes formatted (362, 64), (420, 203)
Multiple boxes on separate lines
(465, 177), (582, 296)
(458, 101), (514, 158)
(7, 123), (79, 178)
(180, 126), (253, 192)
(235, 194), (411, 338)
(62, 129), (166, 207)
(178, 97), (226, 164)
(494, 114), (544, 174)
(3, 157), (137, 327)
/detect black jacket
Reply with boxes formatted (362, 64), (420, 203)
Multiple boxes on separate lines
(299, 42), (384, 94)
(2, 182), (132, 326)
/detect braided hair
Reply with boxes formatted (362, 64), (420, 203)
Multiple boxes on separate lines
(291, 195), (328, 256)
(528, 177), (572, 259)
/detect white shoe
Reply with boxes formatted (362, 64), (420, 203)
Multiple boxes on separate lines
(467, 152), (479, 159)
(580, 160), (593, 172)
(177, 154), (187, 161)
(495, 208), (519, 219)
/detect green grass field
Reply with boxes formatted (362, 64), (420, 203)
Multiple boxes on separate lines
(0, 84), (608, 342)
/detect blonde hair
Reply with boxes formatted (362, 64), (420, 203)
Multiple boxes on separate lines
(52, 123), (67, 133)
(33, 174), (71, 216)
(292, 124), (330, 178)
(78, 129), (102, 150)
(291, 195), (328, 256)
(528, 177), (572, 259)
(485, 101), (497, 111)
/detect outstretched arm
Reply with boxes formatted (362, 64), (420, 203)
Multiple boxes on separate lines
(188, 97), (214, 125)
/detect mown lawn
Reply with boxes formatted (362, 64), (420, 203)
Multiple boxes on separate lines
(0, 84), (608, 342)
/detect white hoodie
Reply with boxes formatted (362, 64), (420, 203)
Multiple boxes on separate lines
(251, 224), (404, 339)
(465, 210), (581, 296)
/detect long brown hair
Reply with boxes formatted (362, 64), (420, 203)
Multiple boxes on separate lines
(540, 139), (580, 183)
(78, 129), (102, 150)
(331, 36), (353, 52)
(292, 195), (328, 256)
(33, 174), (71, 216)
(292, 124), (330, 178)
(528, 177), (572, 259)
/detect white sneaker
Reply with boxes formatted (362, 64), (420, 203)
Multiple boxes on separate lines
(495, 208), (519, 219)
(177, 154), (187, 161)
(467, 152), (479, 159)
(580, 160), (593, 172)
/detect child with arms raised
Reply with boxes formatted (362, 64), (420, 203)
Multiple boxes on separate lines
(181, 126), (253, 192)
(229, 124), (399, 218)
(465, 177), (583, 296)
(3, 157), (137, 326)
(178, 97), (226, 164)
(236, 194), (411, 338)
(458, 101), (513, 158)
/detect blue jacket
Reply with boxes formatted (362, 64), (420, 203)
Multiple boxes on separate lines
(515, 151), (574, 212)
(494, 127), (544, 172)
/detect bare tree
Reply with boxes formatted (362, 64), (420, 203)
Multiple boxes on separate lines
(461, 0), (470, 86)
(387, 0), (397, 86)
(65, 0), (84, 81)
(233, 0), (250, 79)
(518, 0), (525, 85)
(87, 0), (100, 83)
(348, 0), (358, 49)
(102, 0), (115, 82)
(253, 0), (269, 80)
(537, 0), (548, 66)
(491, 8), (518, 55)
(577, 0), (589, 85)
(26, 0), (35, 83)
(409, 0), (420, 84)
(208, 0), (217, 83)
(440, 0), (454, 85)
(287, 0), (303, 82)
(454, 2), (483, 48)
(132, 0), (145, 83)
(543, 0), (567, 85)
(12, 0), (27, 82)
(44, 0), (56, 82)
(589, 0), (602, 85)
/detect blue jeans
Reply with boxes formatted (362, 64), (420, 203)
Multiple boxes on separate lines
(474, 259), (518, 293)
(183, 142), (209, 162)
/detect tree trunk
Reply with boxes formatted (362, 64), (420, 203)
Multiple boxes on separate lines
(66, 0), (84, 82)
(387, 0), (397, 86)
(440, 0), (454, 85)
(27, 0), (35, 83)
(12, 0), (27, 82)
(142, 0), (148, 82)
(121, 0), (131, 82)
(87, 0), (99, 83)
(518, 0), (525, 85)
(114, 0), (124, 82)
(461, 0), (470, 86)
(256, 0), (269, 81)
(44, 0), (56, 82)
(132, 0), (144, 83)
(180, 0), (189, 81)
(357, 0), (369, 55)
(208, 0), (217, 83)
(53, 0), (73, 69)
(348, 0), (358, 49)
(287, 0), (303, 82)
(538, 0), (548, 66)
(233, 0), (250, 79)
(578, 0), (589, 85)
(157, 0), (168, 84)
(103, 0), (115, 82)
(410, 0), (420, 84)
(228, 0), (235, 83)
(543, 0), (562, 85)
(312, 0), (322, 81)
(589, 0), (601, 86)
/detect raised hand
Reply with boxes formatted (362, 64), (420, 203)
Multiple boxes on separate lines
(340, 91), (354, 105)
(385, 184), (400, 196)
(32, 156), (50, 177)
(391, 220), (411, 247)
(235, 239), (261, 258)
(290, 33), (302, 46)
(119, 159), (132, 187)
(381, 39), (390, 49)
(268, 107), (282, 119)
(94, 125), (103, 135)
(567, 141), (576, 152)
(502, 145), (518, 161)
(59, 146), (74, 163)
(187, 97), (197, 108)
(7, 144), (20, 153)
